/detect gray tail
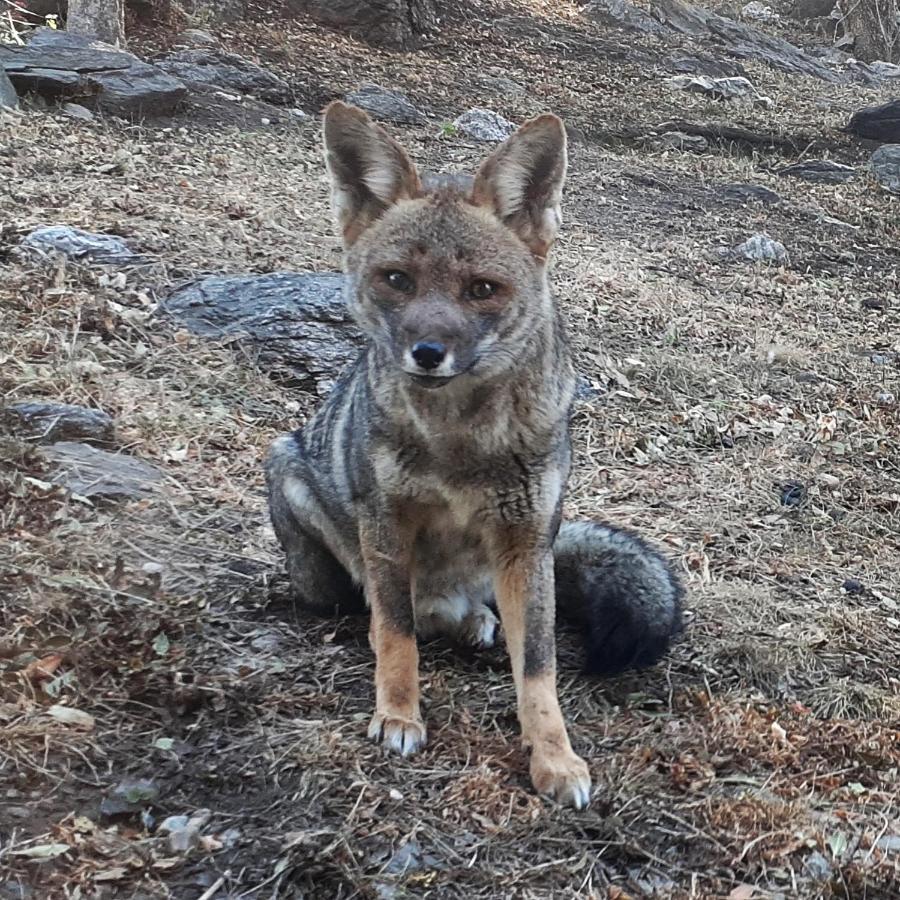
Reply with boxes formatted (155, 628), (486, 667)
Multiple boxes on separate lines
(553, 521), (684, 676)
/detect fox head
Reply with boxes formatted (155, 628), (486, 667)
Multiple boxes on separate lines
(322, 101), (568, 389)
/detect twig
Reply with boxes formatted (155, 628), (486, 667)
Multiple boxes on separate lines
(5, 9), (24, 43)
(196, 876), (226, 900)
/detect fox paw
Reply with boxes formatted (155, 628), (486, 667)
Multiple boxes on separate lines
(530, 749), (591, 810)
(368, 712), (426, 756)
(458, 606), (499, 650)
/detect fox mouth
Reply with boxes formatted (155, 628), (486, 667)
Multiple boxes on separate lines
(407, 373), (456, 389)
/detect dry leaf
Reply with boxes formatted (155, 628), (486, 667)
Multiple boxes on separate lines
(47, 705), (95, 729)
(22, 654), (63, 683)
(93, 867), (128, 882)
(10, 843), (69, 860)
(728, 886), (757, 900)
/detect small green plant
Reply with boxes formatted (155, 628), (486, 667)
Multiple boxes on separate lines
(440, 122), (458, 138)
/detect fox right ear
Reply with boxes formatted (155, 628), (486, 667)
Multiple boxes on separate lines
(323, 101), (421, 246)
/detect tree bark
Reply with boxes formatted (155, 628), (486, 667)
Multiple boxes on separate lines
(67, 0), (125, 46)
(288, 0), (439, 48)
(838, 0), (900, 61)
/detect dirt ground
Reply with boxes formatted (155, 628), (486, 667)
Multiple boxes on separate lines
(2, 1), (899, 897)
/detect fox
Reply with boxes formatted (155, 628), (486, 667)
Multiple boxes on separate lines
(264, 101), (683, 809)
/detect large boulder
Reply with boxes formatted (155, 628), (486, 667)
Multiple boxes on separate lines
(585, 0), (667, 34)
(777, 160), (856, 184)
(2, 402), (115, 445)
(846, 100), (900, 143)
(286, 0), (438, 49)
(651, 0), (843, 81)
(871, 145), (900, 193)
(154, 49), (291, 104)
(20, 225), (138, 264)
(177, 0), (246, 23)
(0, 69), (18, 110)
(160, 273), (362, 394)
(0, 27), (186, 118)
(344, 84), (426, 125)
(42, 442), (162, 500)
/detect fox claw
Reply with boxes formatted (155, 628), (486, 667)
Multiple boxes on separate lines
(530, 749), (592, 810)
(368, 713), (426, 756)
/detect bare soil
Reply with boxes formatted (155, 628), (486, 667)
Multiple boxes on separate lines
(1, 1), (899, 898)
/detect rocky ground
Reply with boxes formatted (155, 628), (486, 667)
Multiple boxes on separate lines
(1, 1), (899, 898)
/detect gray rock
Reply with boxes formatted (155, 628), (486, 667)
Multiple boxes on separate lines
(178, 0), (246, 24)
(869, 61), (900, 79)
(42, 442), (163, 500)
(157, 815), (190, 834)
(2, 402), (114, 445)
(875, 834), (900, 852)
(645, 130), (708, 152)
(735, 233), (789, 263)
(21, 225), (136, 264)
(777, 159), (856, 183)
(174, 29), (220, 48)
(344, 84), (426, 125)
(792, 0), (835, 17)
(846, 99), (900, 143)
(667, 55), (749, 79)
(161, 273), (362, 393)
(650, 0), (843, 82)
(0, 28), (186, 118)
(667, 73), (760, 100)
(155, 49), (291, 104)
(574, 376), (602, 401)
(61, 102), (95, 121)
(453, 108), (516, 142)
(741, 1), (778, 22)
(871, 144), (900, 193)
(720, 183), (781, 204)
(0, 68), (18, 110)
(100, 778), (160, 818)
(474, 74), (525, 96)
(158, 809), (210, 853)
(585, 0), (667, 33)
(803, 850), (832, 880)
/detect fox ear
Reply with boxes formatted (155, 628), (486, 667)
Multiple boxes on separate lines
(323, 101), (421, 246)
(471, 114), (567, 259)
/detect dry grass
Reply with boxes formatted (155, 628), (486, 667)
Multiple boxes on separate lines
(2, 0), (900, 897)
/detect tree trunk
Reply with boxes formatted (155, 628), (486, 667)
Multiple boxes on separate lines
(288, 0), (439, 48)
(838, 0), (900, 61)
(67, 0), (125, 46)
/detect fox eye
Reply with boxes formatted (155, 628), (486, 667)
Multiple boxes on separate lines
(385, 270), (415, 293)
(469, 280), (498, 301)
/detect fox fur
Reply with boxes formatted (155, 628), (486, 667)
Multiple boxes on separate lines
(265, 102), (683, 808)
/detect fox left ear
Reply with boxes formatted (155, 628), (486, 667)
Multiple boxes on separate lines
(471, 114), (567, 259)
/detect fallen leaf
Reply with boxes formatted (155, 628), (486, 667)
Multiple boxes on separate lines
(11, 843), (69, 859)
(22, 654), (63, 683)
(47, 705), (95, 729)
(152, 633), (170, 657)
(728, 886), (756, 900)
(828, 831), (848, 858)
(152, 857), (181, 870)
(93, 867), (127, 882)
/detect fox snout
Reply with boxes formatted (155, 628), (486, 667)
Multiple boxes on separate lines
(398, 297), (471, 382)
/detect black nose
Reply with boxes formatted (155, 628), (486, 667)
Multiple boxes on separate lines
(411, 341), (446, 371)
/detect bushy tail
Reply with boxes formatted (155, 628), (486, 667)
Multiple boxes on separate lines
(553, 522), (684, 676)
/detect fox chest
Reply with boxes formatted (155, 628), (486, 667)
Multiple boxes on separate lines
(371, 436), (566, 529)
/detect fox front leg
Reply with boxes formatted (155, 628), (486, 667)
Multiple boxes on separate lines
(491, 534), (591, 809)
(359, 515), (426, 756)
